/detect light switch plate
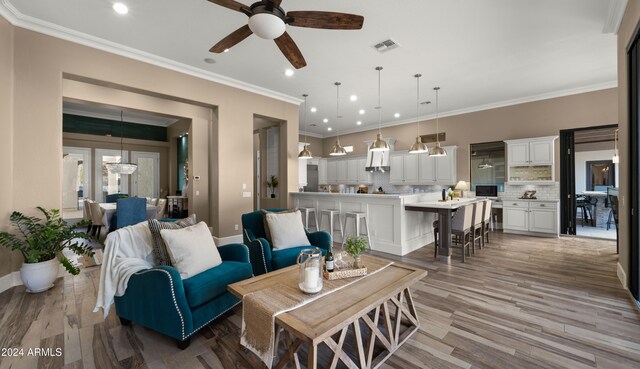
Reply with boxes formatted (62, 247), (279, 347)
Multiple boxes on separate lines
(242, 192), (251, 198)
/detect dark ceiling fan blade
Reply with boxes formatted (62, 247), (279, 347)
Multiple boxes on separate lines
(274, 32), (307, 69)
(207, 0), (250, 13)
(286, 11), (364, 30)
(209, 25), (253, 53)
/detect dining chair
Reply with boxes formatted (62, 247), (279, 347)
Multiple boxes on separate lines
(82, 199), (93, 233)
(89, 202), (106, 239)
(451, 204), (474, 262)
(116, 197), (147, 229)
(156, 198), (167, 219)
(482, 200), (493, 244)
(106, 193), (129, 203)
(472, 201), (484, 252)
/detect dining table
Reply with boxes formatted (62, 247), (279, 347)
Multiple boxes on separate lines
(405, 198), (482, 263)
(98, 202), (158, 230)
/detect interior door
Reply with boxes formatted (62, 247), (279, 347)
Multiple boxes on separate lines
(95, 149), (129, 203)
(630, 35), (640, 300)
(131, 151), (160, 199)
(560, 130), (576, 235)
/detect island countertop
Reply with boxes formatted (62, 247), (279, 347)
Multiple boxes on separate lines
(290, 192), (424, 199)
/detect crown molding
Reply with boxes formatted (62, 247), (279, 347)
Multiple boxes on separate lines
(299, 130), (323, 138)
(313, 81), (618, 138)
(0, 1), (302, 105)
(603, 0), (628, 34)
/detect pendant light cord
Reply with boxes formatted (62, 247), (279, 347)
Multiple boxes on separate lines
(415, 74), (421, 136)
(377, 67), (383, 134)
(435, 87), (440, 145)
(335, 82), (341, 140)
(302, 94), (308, 144)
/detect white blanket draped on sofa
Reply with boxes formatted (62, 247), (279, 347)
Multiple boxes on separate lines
(94, 221), (155, 318)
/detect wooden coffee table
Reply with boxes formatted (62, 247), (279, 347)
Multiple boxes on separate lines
(228, 255), (427, 369)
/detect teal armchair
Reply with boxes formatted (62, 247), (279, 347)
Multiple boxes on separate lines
(241, 209), (332, 276)
(114, 243), (252, 349)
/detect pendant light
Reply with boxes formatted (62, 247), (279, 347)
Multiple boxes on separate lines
(429, 87), (447, 157)
(330, 82), (347, 156)
(298, 94), (313, 159)
(612, 128), (620, 164)
(409, 73), (428, 154)
(106, 111), (137, 175)
(370, 66), (389, 152)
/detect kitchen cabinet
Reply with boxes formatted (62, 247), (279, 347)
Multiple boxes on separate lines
(326, 160), (337, 184)
(346, 158), (359, 184)
(505, 136), (557, 183)
(392, 146), (457, 185)
(336, 160), (347, 183)
(357, 158), (372, 184)
(318, 158), (327, 184)
(503, 200), (558, 235)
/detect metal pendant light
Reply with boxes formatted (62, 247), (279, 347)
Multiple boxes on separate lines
(330, 82), (347, 156)
(612, 128), (620, 164)
(298, 94), (313, 159)
(429, 87), (447, 157)
(409, 73), (428, 154)
(106, 111), (137, 175)
(370, 66), (389, 152)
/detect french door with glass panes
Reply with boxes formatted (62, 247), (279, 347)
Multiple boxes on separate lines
(95, 149), (129, 203)
(62, 147), (91, 212)
(131, 151), (160, 199)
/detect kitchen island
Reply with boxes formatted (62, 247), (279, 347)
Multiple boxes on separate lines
(291, 192), (441, 256)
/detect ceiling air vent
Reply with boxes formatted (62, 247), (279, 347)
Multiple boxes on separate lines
(372, 38), (399, 53)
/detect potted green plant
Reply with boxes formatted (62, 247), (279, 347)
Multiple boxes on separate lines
(344, 236), (368, 269)
(267, 175), (279, 198)
(0, 207), (97, 293)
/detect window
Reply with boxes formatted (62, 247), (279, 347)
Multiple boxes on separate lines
(470, 141), (505, 191)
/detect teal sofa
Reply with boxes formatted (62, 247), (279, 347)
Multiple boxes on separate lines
(114, 243), (252, 349)
(241, 209), (332, 276)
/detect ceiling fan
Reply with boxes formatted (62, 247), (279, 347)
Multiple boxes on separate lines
(206, 0), (364, 69)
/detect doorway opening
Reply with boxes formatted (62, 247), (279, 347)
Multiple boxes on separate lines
(560, 125), (619, 241)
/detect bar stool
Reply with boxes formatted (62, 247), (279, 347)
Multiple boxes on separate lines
(299, 207), (319, 232)
(319, 209), (343, 244)
(342, 211), (371, 248)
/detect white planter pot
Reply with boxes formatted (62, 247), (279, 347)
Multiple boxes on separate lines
(20, 258), (59, 293)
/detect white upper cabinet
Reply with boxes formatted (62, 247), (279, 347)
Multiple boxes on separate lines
(529, 140), (554, 165)
(336, 160), (347, 183)
(391, 147), (457, 185)
(326, 160), (337, 184)
(507, 142), (530, 165)
(318, 158), (327, 184)
(435, 147), (457, 185)
(346, 159), (359, 184)
(357, 158), (372, 184)
(403, 154), (420, 184)
(389, 154), (404, 184)
(418, 155), (436, 183)
(505, 136), (557, 183)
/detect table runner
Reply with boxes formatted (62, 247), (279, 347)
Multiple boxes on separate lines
(240, 256), (392, 368)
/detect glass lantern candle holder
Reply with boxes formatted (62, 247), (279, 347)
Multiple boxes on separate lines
(297, 248), (323, 294)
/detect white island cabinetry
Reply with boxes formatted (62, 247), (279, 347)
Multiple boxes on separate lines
(291, 192), (440, 256)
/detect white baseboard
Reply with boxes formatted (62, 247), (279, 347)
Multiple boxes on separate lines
(214, 234), (243, 246)
(617, 262), (628, 289)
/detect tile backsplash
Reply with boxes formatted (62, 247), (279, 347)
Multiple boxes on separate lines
(501, 182), (560, 200)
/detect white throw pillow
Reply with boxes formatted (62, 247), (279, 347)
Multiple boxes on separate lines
(160, 221), (222, 279)
(265, 210), (311, 250)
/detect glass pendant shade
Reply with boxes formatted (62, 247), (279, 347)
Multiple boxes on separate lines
(298, 144), (312, 159)
(408, 136), (428, 154)
(370, 133), (390, 152)
(430, 142), (447, 157)
(107, 111), (137, 175)
(330, 139), (347, 156)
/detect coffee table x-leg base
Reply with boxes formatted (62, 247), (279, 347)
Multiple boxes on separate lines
(272, 287), (420, 369)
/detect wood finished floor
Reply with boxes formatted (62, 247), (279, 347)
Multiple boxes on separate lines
(0, 232), (639, 369)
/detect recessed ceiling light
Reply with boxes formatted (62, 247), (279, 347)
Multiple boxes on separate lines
(285, 69), (294, 77)
(359, 109), (365, 115)
(357, 121), (362, 125)
(204, 58), (216, 64)
(223, 48), (230, 53)
(350, 95), (358, 102)
(112, 2), (129, 14)
(323, 118), (328, 123)
(394, 113), (400, 118)
(327, 127), (332, 131)
(310, 107), (317, 113)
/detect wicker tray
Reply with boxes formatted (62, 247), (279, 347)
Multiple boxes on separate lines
(324, 266), (367, 280)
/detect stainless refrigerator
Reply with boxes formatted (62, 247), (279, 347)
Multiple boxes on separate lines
(305, 164), (319, 192)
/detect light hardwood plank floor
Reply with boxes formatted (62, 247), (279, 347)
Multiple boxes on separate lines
(0, 232), (638, 369)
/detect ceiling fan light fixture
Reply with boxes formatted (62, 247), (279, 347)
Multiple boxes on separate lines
(248, 13), (286, 39)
